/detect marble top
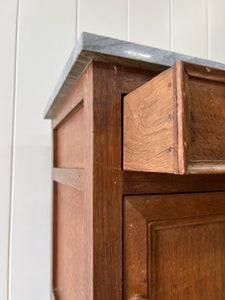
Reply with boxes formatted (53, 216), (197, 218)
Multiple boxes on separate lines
(44, 32), (225, 119)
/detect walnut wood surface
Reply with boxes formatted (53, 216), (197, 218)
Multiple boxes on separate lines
(52, 73), (84, 129)
(123, 60), (225, 174)
(121, 65), (159, 94)
(187, 69), (225, 164)
(124, 192), (225, 300)
(53, 183), (85, 299)
(92, 62), (123, 300)
(54, 101), (84, 168)
(53, 168), (84, 191)
(51, 61), (225, 300)
(122, 171), (225, 194)
(52, 65), (93, 300)
(123, 67), (174, 173)
(130, 295), (149, 300)
(83, 63), (94, 300)
(52, 63), (160, 300)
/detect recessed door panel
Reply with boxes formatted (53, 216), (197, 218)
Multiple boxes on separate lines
(123, 192), (225, 300)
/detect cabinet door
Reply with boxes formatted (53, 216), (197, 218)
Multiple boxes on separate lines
(123, 192), (225, 300)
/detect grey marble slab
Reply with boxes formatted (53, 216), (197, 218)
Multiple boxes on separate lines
(44, 32), (225, 119)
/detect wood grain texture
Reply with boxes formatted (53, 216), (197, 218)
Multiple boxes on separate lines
(52, 73), (85, 129)
(175, 60), (188, 174)
(53, 183), (85, 300)
(124, 192), (225, 300)
(187, 71), (225, 165)
(83, 63), (94, 300)
(54, 102), (84, 168)
(123, 60), (225, 174)
(53, 168), (84, 190)
(123, 200), (148, 299)
(51, 63), (159, 300)
(150, 217), (225, 300)
(52, 65), (93, 300)
(124, 67), (174, 173)
(125, 192), (225, 221)
(121, 65), (159, 94)
(50, 61), (225, 300)
(130, 295), (149, 300)
(122, 171), (225, 194)
(92, 61), (123, 300)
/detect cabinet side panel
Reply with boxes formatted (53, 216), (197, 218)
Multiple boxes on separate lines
(52, 63), (94, 300)
(54, 102), (84, 168)
(54, 183), (85, 300)
(123, 68), (174, 173)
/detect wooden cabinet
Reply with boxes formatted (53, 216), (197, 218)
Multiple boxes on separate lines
(47, 57), (225, 300)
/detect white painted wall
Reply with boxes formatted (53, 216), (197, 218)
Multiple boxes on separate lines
(0, 2), (18, 299)
(1, 1), (225, 299)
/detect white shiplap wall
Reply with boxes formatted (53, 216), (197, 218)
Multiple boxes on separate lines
(171, 0), (208, 58)
(1, 1), (225, 299)
(128, 0), (170, 49)
(0, 1), (18, 299)
(4, 1), (77, 300)
(208, 0), (225, 62)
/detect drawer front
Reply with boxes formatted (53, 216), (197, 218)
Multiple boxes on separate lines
(123, 192), (225, 300)
(123, 61), (225, 174)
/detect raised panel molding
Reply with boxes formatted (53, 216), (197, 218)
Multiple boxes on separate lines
(148, 217), (225, 299)
(124, 193), (225, 300)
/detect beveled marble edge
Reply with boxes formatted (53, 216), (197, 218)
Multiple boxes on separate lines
(44, 32), (225, 119)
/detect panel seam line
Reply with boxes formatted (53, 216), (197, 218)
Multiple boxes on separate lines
(7, 0), (20, 299)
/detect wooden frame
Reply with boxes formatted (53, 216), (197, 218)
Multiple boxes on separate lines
(50, 61), (225, 300)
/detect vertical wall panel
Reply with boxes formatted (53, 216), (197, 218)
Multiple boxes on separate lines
(77, 0), (127, 39)
(0, 1), (18, 300)
(171, 0), (208, 58)
(208, 0), (225, 63)
(128, 0), (170, 50)
(9, 0), (76, 299)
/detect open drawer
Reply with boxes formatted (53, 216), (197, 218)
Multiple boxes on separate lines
(123, 61), (225, 174)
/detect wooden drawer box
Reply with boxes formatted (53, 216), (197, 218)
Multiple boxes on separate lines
(123, 61), (225, 174)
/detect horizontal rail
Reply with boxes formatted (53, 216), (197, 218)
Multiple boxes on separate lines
(53, 168), (84, 191)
